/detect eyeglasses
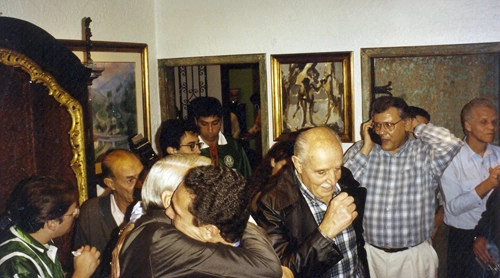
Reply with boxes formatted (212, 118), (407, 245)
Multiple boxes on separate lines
(180, 142), (203, 151)
(371, 119), (403, 132)
(63, 207), (80, 218)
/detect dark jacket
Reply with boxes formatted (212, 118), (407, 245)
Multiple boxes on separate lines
(119, 209), (282, 278)
(74, 193), (118, 278)
(253, 165), (368, 277)
(475, 187), (500, 254)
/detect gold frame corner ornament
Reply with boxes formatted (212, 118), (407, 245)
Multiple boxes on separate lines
(0, 49), (88, 205)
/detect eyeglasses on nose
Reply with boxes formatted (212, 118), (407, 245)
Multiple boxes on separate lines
(371, 119), (403, 132)
(180, 142), (203, 151)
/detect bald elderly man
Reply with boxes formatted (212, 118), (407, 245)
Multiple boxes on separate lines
(253, 127), (368, 277)
(74, 149), (144, 278)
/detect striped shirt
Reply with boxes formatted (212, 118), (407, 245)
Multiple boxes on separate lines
(0, 225), (64, 278)
(344, 123), (462, 248)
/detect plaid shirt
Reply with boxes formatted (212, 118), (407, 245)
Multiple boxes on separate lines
(298, 173), (360, 278)
(344, 123), (462, 248)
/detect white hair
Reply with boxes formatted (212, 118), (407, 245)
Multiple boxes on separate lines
(141, 154), (211, 211)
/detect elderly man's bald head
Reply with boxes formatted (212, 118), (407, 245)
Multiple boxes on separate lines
(292, 127), (344, 204)
(101, 149), (142, 178)
(101, 149), (144, 210)
(294, 127), (343, 163)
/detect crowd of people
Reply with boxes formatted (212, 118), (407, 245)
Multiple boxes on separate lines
(0, 95), (498, 278)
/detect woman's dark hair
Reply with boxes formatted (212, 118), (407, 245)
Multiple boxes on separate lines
(7, 176), (77, 233)
(248, 140), (295, 198)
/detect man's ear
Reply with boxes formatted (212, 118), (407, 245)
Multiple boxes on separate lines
(292, 155), (302, 174)
(270, 158), (277, 168)
(166, 147), (178, 155)
(201, 224), (220, 242)
(464, 121), (472, 133)
(161, 190), (173, 208)
(46, 220), (58, 231)
(104, 177), (115, 190)
(404, 118), (414, 132)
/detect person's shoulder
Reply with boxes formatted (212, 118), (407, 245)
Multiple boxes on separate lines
(258, 167), (299, 208)
(223, 135), (242, 149)
(79, 193), (112, 216)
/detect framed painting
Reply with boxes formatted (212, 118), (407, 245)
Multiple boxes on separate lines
(271, 52), (353, 142)
(361, 42), (500, 141)
(60, 40), (150, 162)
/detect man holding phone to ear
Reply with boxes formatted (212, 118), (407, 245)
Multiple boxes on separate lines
(344, 96), (463, 278)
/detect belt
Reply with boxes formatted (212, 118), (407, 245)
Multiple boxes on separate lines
(371, 244), (409, 253)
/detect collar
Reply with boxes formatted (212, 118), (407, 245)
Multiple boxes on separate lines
(462, 137), (493, 160)
(199, 132), (228, 149)
(110, 193), (125, 226)
(10, 226), (58, 262)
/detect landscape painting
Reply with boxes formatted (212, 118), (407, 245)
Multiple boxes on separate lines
(90, 62), (137, 160)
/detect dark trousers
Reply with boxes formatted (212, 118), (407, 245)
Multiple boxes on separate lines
(447, 226), (482, 278)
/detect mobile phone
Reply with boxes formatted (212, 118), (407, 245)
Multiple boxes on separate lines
(368, 127), (382, 145)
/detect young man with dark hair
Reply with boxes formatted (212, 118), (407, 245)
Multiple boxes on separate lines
(344, 96), (463, 277)
(0, 176), (100, 277)
(159, 119), (202, 156)
(188, 96), (252, 179)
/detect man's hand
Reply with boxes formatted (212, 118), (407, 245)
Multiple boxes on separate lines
(473, 237), (496, 266)
(318, 192), (357, 239)
(475, 166), (500, 198)
(360, 120), (375, 156)
(73, 245), (100, 278)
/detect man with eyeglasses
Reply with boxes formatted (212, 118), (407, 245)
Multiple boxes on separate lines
(344, 96), (463, 278)
(188, 96), (252, 179)
(0, 176), (100, 277)
(159, 119), (202, 156)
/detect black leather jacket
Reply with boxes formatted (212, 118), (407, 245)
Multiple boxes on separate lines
(253, 165), (368, 277)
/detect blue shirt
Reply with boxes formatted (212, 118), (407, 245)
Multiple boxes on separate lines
(344, 124), (462, 248)
(441, 139), (500, 229)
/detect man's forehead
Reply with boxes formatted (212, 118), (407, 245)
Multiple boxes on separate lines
(197, 116), (221, 123)
(304, 147), (342, 167)
(113, 160), (143, 176)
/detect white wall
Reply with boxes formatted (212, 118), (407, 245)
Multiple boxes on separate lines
(154, 0), (500, 148)
(1, 0), (500, 150)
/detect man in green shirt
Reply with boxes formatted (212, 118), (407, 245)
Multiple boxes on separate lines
(0, 176), (100, 277)
(188, 96), (252, 179)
